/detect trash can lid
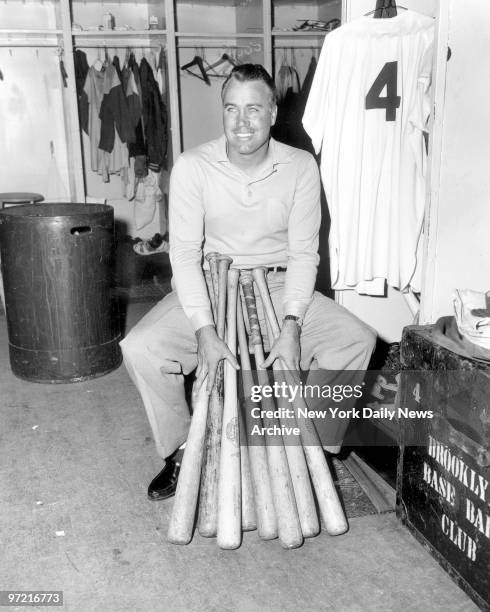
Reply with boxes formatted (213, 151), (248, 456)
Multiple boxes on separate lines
(0, 203), (113, 220)
(0, 192), (44, 205)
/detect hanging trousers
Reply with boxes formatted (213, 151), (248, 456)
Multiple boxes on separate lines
(120, 271), (377, 460)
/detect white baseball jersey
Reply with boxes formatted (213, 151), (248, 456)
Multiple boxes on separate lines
(303, 11), (434, 295)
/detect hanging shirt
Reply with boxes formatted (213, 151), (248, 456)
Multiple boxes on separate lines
(303, 10), (434, 295)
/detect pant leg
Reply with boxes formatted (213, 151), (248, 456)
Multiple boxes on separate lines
(300, 291), (377, 448)
(120, 291), (197, 460)
(253, 272), (375, 371)
(300, 291), (376, 371)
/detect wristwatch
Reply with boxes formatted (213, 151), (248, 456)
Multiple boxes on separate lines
(283, 314), (302, 328)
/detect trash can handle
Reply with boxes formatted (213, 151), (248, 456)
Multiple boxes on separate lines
(70, 226), (92, 235)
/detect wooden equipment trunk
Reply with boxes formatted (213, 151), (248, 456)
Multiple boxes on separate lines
(397, 325), (490, 611)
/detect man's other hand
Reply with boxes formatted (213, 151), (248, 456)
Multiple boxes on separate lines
(261, 320), (300, 371)
(195, 325), (240, 394)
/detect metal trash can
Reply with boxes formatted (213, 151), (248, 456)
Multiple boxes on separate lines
(0, 192), (44, 311)
(0, 203), (122, 382)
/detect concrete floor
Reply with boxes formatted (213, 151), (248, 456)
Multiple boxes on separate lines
(0, 304), (480, 612)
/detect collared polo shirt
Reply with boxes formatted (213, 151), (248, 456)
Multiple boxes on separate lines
(169, 136), (321, 331)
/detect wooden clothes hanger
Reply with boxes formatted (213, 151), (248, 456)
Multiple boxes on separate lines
(365, 0), (408, 18)
(180, 51), (211, 85)
(205, 52), (238, 77)
(123, 46), (131, 68)
(103, 46), (110, 67)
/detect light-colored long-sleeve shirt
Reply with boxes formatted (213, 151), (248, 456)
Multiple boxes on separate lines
(169, 135), (321, 331)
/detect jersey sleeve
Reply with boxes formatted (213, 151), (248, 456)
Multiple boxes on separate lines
(409, 25), (435, 178)
(302, 36), (332, 154)
(411, 26), (435, 133)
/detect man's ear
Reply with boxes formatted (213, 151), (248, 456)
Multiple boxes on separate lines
(270, 103), (278, 126)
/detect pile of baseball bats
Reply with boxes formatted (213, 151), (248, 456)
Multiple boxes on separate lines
(167, 254), (348, 549)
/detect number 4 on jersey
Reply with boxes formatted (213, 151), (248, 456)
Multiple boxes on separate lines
(365, 61), (401, 121)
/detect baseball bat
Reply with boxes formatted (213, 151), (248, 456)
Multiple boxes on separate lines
(216, 255), (231, 340)
(255, 279), (319, 538)
(206, 252), (220, 309)
(239, 271), (303, 549)
(167, 381), (210, 544)
(236, 299), (278, 540)
(252, 267), (348, 536)
(198, 252), (225, 537)
(239, 413), (257, 532)
(217, 267), (242, 549)
(204, 251), (219, 319)
(261, 313), (320, 538)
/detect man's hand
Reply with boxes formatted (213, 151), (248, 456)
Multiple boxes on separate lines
(195, 325), (240, 394)
(261, 320), (300, 371)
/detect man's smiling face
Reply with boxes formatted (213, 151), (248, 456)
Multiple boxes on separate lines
(222, 78), (277, 165)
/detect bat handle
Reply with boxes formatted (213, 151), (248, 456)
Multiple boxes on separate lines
(216, 255), (233, 340)
(239, 270), (262, 347)
(252, 267), (281, 340)
(205, 251), (220, 305)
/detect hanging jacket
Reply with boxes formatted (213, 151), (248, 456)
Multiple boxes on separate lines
(99, 63), (135, 153)
(139, 57), (167, 172)
(124, 56), (146, 158)
(74, 50), (89, 134)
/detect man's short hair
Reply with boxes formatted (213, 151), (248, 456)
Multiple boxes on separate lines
(221, 64), (277, 105)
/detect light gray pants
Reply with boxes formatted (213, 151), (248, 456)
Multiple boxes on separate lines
(120, 272), (376, 459)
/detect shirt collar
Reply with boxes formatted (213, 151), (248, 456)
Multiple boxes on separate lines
(213, 135), (292, 166)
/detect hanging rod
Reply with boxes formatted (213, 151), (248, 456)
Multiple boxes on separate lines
(178, 44), (260, 49)
(0, 29), (63, 35)
(274, 42), (323, 49)
(176, 32), (263, 38)
(0, 41), (61, 47)
(73, 42), (163, 48)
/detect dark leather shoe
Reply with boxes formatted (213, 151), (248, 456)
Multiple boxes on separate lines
(148, 456), (181, 501)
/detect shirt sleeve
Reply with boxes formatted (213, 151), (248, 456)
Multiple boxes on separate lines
(169, 154), (214, 331)
(283, 153), (321, 319)
(409, 26), (435, 178)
